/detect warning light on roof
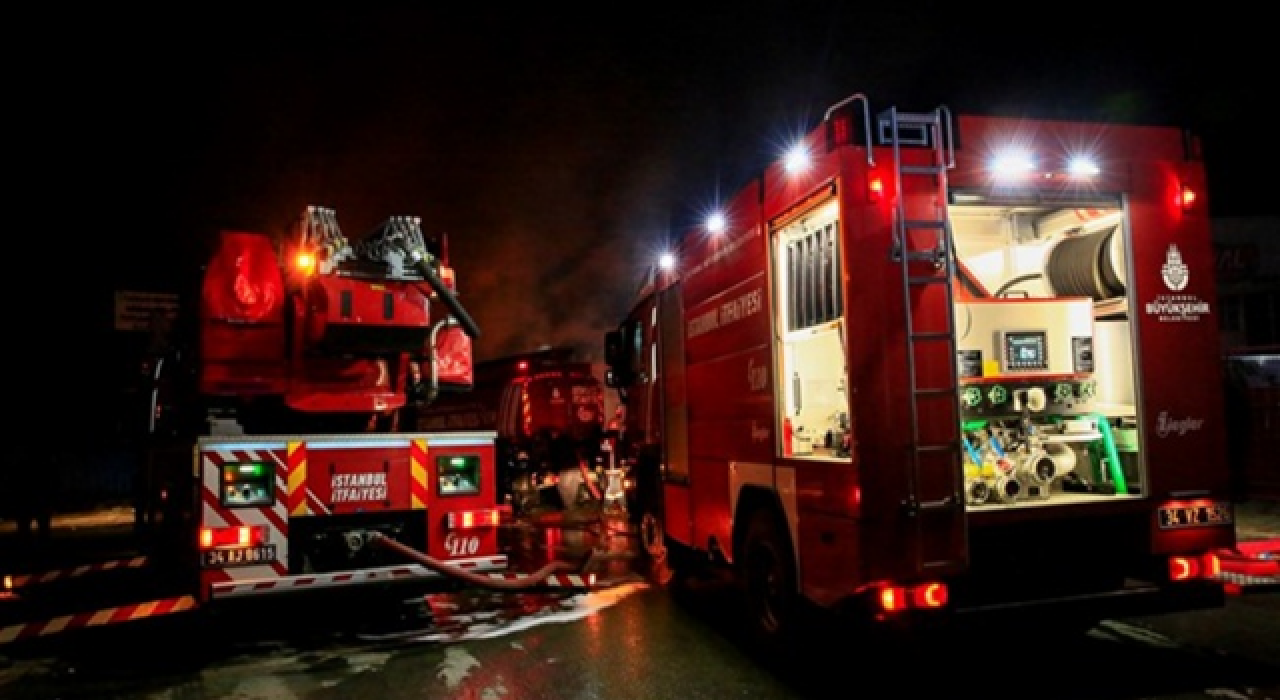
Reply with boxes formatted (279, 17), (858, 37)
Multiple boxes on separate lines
(1067, 156), (1100, 177)
(659, 252), (676, 271)
(295, 251), (316, 273)
(784, 143), (811, 174)
(706, 212), (726, 235)
(990, 149), (1034, 180)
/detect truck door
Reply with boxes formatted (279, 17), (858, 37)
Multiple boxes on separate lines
(657, 283), (693, 545)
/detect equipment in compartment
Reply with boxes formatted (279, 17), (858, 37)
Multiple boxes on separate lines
(954, 295), (1135, 506)
(1042, 225), (1127, 301)
(961, 410), (1131, 507)
(955, 298), (1095, 379)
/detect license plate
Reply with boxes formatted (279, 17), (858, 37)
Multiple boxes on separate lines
(1158, 502), (1233, 530)
(202, 544), (278, 568)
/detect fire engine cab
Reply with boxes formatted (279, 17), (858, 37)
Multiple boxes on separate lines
(605, 93), (1232, 645)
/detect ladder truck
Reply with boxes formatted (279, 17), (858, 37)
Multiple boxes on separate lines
(1, 207), (589, 648)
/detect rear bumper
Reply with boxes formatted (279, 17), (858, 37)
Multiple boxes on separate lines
(208, 555), (508, 600)
(841, 580), (1225, 637)
(949, 580), (1224, 626)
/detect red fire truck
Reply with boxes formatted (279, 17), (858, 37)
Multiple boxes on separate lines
(604, 94), (1233, 645)
(1, 207), (587, 647)
(417, 347), (612, 512)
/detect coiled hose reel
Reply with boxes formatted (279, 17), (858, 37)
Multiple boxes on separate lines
(1043, 225), (1127, 301)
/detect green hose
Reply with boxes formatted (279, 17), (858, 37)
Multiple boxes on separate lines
(1091, 413), (1129, 495)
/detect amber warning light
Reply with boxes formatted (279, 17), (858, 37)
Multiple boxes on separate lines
(295, 251), (316, 274)
(1178, 184), (1197, 212)
(867, 175), (884, 202)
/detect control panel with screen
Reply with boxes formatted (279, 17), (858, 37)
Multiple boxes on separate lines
(1000, 330), (1049, 372)
(220, 463), (275, 507)
(437, 455), (481, 496)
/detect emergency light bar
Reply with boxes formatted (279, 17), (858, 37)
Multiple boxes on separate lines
(1068, 156), (1100, 177)
(990, 149), (1035, 180)
(988, 147), (1103, 181)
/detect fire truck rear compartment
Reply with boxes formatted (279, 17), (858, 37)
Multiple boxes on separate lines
(775, 197), (1147, 511)
(288, 511), (426, 574)
(948, 200), (1146, 511)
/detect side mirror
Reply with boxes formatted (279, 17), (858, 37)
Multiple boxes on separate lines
(604, 329), (635, 388)
(604, 330), (623, 368)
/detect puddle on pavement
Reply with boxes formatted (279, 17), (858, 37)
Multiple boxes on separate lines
(356, 581), (651, 644)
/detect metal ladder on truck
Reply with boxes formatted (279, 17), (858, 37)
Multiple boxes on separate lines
(879, 105), (968, 575)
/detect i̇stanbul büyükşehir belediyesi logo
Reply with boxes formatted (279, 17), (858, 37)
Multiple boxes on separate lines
(1146, 243), (1209, 322)
(1161, 244), (1189, 292)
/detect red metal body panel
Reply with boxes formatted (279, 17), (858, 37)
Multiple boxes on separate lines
(299, 276), (431, 347)
(196, 433), (501, 602)
(662, 482), (693, 545)
(305, 444), (412, 513)
(421, 437), (498, 561)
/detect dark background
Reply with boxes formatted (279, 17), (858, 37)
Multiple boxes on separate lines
(12, 5), (1272, 419)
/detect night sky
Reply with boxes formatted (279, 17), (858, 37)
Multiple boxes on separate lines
(22, 5), (1271, 383)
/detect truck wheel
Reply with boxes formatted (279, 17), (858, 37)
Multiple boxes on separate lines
(738, 506), (797, 650)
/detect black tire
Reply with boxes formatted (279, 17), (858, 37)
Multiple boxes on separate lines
(738, 506), (798, 651)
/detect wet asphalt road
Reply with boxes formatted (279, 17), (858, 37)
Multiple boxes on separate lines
(2, 521), (1279, 699)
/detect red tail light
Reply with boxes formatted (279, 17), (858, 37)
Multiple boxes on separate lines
(446, 509), (502, 530)
(200, 526), (264, 549)
(878, 586), (907, 613)
(912, 582), (948, 608)
(1168, 552), (1221, 581)
(876, 581), (949, 614)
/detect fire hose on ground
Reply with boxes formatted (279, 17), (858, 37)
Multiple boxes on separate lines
(366, 531), (594, 591)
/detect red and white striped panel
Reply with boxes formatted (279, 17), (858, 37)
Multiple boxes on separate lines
(0, 596), (197, 646)
(9, 556), (149, 589)
(201, 443), (291, 581)
(481, 572), (596, 588)
(209, 555), (509, 599)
